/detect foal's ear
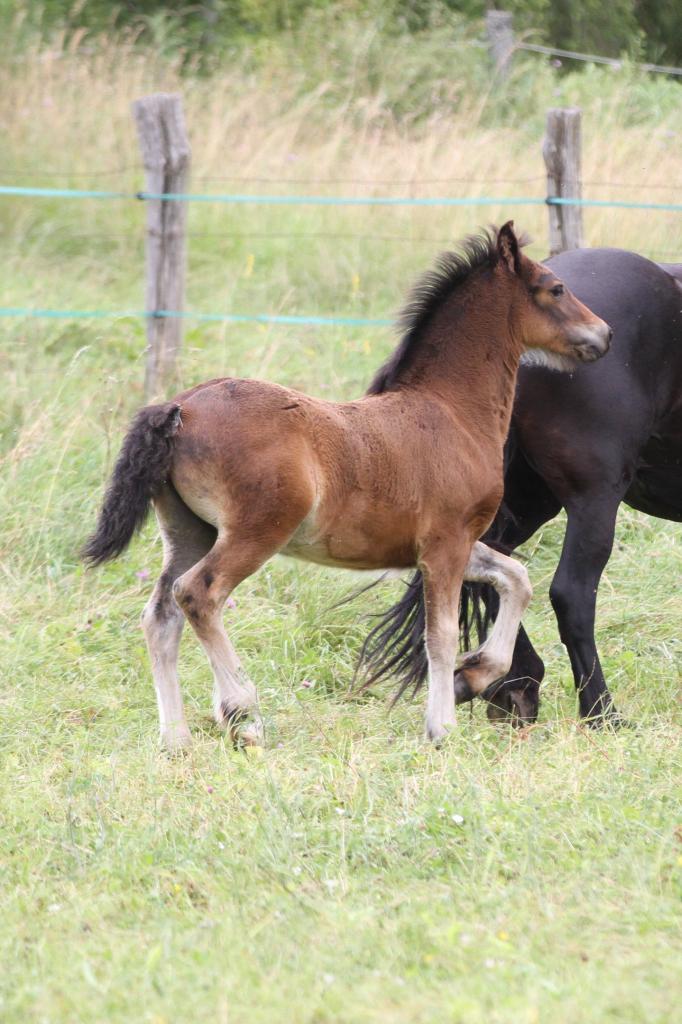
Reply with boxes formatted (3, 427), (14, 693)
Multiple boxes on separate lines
(497, 221), (521, 274)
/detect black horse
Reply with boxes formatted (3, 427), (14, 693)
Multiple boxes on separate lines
(359, 247), (682, 724)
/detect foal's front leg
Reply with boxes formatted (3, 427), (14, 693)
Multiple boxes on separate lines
(420, 545), (471, 743)
(455, 541), (532, 697)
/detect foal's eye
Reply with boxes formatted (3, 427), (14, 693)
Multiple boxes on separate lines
(550, 284), (564, 297)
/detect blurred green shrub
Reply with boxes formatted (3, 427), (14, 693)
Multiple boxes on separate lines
(1, 0), (681, 68)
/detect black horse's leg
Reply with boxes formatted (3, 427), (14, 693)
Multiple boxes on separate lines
(481, 622), (547, 722)
(549, 494), (622, 723)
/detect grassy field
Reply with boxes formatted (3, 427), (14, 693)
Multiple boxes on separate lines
(1, 25), (682, 1023)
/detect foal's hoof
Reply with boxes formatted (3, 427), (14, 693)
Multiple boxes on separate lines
(160, 725), (193, 753)
(236, 716), (265, 748)
(216, 701), (264, 747)
(454, 652), (496, 697)
(425, 721), (455, 747)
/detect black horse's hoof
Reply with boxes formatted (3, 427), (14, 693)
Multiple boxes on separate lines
(583, 708), (633, 731)
(484, 678), (540, 726)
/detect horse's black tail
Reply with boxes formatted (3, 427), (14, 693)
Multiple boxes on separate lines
(355, 430), (519, 701)
(82, 402), (182, 566)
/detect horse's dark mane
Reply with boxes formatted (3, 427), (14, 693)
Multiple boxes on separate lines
(366, 228), (499, 396)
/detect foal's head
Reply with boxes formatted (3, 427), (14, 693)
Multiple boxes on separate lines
(496, 221), (612, 369)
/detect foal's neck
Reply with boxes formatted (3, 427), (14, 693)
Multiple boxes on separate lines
(401, 272), (523, 443)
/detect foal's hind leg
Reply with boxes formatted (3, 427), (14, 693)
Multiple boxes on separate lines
(141, 486), (216, 750)
(455, 542), (533, 697)
(172, 522), (302, 746)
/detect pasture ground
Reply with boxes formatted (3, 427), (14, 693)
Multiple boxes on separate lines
(1, 30), (681, 1023)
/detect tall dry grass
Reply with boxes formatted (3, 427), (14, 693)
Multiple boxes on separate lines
(1, 22), (681, 265)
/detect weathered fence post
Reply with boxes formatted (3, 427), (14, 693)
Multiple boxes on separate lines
(543, 107), (583, 255)
(486, 10), (515, 78)
(132, 93), (190, 399)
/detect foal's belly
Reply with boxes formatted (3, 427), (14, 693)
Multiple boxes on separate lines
(280, 542), (415, 572)
(281, 534), (417, 571)
(278, 540), (411, 573)
(281, 508), (418, 571)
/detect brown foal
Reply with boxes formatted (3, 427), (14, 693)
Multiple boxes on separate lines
(84, 223), (610, 748)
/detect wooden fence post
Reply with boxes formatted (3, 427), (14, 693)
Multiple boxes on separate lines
(132, 93), (190, 400)
(486, 10), (515, 78)
(543, 107), (583, 255)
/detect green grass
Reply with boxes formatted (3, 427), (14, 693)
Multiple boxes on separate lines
(2, 313), (681, 1023)
(1, 28), (682, 1024)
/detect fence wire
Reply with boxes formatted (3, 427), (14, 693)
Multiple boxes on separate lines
(0, 176), (680, 328)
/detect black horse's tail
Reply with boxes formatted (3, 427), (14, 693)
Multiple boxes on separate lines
(355, 432), (518, 701)
(82, 402), (182, 566)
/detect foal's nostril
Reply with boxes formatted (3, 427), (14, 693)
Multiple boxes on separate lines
(607, 327), (614, 343)
(579, 344), (600, 362)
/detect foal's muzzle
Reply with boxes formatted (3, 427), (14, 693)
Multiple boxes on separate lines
(570, 321), (612, 362)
